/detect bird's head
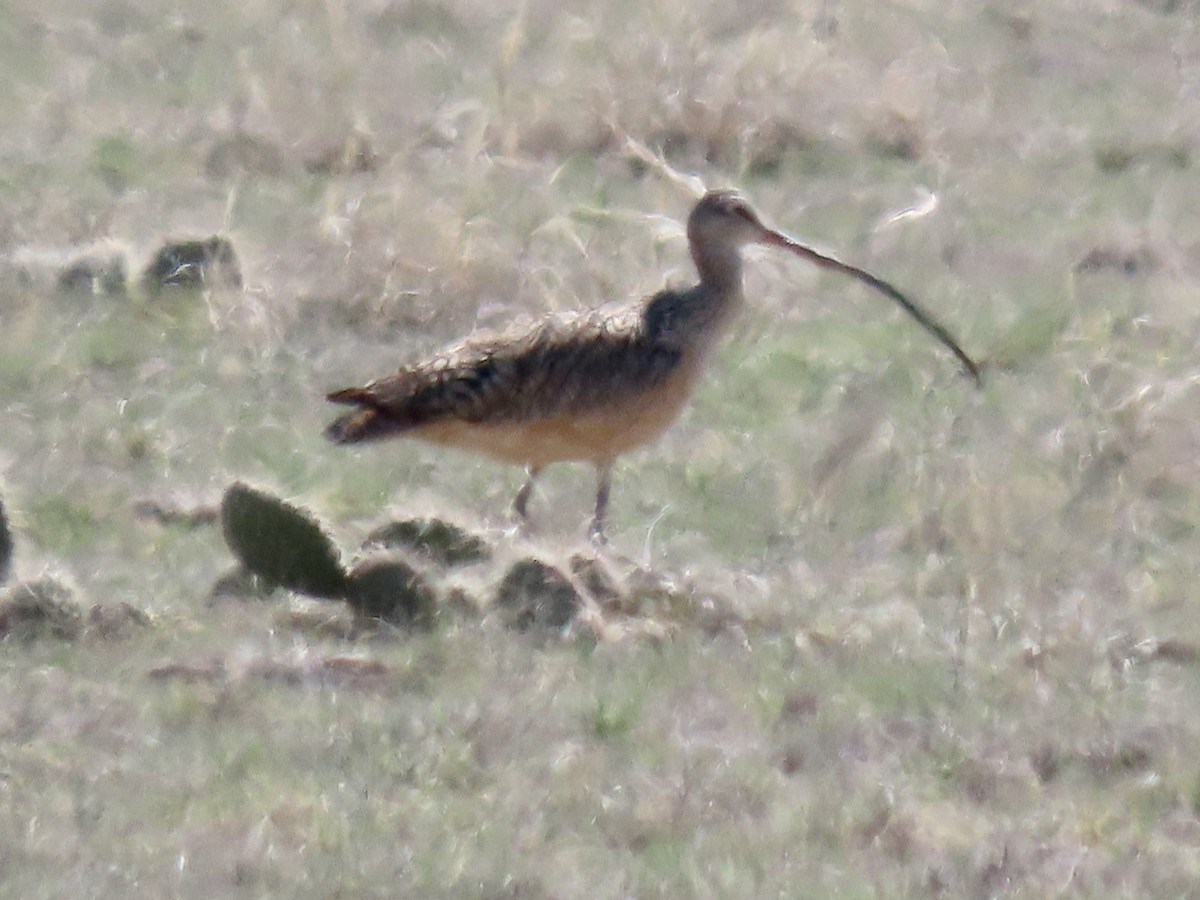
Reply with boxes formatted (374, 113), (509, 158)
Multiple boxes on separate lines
(686, 190), (783, 251)
(684, 189), (983, 384)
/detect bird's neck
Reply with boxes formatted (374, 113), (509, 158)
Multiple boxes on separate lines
(643, 244), (746, 355)
(691, 243), (744, 295)
(644, 282), (744, 362)
(689, 244), (745, 343)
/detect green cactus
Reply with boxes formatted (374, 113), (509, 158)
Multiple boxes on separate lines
(362, 517), (492, 567)
(220, 483), (348, 599)
(345, 556), (437, 626)
(0, 499), (11, 586)
(495, 558), (581, 631)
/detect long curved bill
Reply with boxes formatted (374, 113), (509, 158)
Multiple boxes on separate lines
(759, 229), (982, 386)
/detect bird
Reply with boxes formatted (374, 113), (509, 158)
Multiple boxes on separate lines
(325, 189), (980, 541)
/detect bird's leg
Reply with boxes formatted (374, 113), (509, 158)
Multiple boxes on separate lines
(588, 463), (613, 544)
(513, 466), (542, 530)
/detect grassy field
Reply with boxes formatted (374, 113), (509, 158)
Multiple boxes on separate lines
(3, 0), (1200, 895)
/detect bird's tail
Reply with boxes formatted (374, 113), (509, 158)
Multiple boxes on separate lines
(324, 389), (409, 444)
(326, 387), (372, 406)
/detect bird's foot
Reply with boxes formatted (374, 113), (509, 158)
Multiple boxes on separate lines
(587, 520), (608, 547)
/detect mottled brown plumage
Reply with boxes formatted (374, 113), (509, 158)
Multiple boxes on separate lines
(326, 306), (683, 453)
(326, 190), (979, 540)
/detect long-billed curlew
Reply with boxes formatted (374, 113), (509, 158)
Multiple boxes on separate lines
(325, 190), (980, 540)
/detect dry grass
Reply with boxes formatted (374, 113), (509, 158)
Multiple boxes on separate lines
(3, 0), (1200, 896)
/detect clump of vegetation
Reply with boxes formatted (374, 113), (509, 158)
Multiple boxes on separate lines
(362, 517), (492, 567)
(56, 252), (128, 295)
(304, 130), (379, 175)
(45, 236), (243, 299)
(0, 578), (150, 642)
(131, 496), (219, 529)
(0, 578), (82, 640)
(86, 602), (153, 639)
(204, 133), (288, 178)
(208, 566), (276, 601)
(0, 500), (147, 641)
(0, 503), (65, 639)
(1094, 139), (1190, 173)
(0, 500), (78, 639)
(217, 481), (725, 637)
(344, 556), (437, 626)
(1074, 240), (1163, 276)
(567, 552), (624, 611)
(495, 558), (583, 631)
(141, 236), (243, 293)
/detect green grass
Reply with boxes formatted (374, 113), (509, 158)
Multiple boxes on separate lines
(2, 0), (1200, 896)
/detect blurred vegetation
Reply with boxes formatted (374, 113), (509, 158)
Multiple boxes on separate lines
(1, 0), (1200, 896)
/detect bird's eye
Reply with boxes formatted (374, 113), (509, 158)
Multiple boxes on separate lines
(729, 203), (754, 222)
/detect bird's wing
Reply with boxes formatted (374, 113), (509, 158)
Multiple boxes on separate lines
(328, 307), (683, 431)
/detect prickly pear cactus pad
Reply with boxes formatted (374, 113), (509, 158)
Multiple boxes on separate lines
(362, 517), (492, 567)
(345, 556), (437, 626)
(495, 558), (581, 631)
(220, 482), (347, 599)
